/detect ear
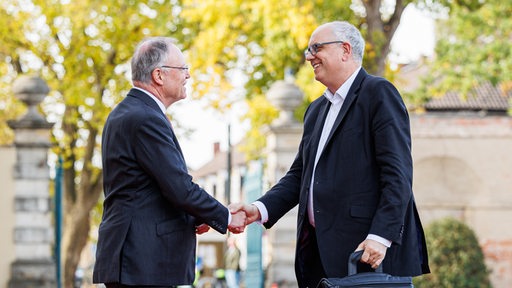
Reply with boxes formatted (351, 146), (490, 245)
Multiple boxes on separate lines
(341, 42), (352, 61)
(152, 68), (165, 86)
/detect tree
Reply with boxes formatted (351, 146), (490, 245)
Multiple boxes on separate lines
(180, 0), (415, 158)
(0, 77), (24, 143)
(0, 4), (31, 143)
(414, 217), (491, 287)
(417, 0), (511, 101)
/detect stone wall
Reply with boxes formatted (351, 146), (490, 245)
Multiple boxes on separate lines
(5, 76), (56, 288)
(411, 114), (512, 288)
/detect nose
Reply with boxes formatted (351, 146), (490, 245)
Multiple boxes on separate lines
(305, 52), (314, 62)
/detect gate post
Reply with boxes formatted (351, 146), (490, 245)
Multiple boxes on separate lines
(7, 75), (56, 288)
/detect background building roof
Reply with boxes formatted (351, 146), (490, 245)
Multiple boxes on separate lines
(425, 82), (511, 113)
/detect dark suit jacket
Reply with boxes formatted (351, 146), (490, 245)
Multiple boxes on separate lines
(93, 88), (229, 286)
(258, 68), (429, 278)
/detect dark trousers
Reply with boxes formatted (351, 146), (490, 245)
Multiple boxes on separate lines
(296, 221), (327, 288)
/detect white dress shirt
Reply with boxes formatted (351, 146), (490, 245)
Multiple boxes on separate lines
(307, 66), (360, 227)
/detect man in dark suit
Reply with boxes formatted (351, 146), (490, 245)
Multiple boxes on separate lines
(93, 37), (246, 288)
(230, 21), (430, 287)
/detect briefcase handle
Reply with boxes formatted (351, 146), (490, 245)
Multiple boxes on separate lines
(348, 250), (383, 275)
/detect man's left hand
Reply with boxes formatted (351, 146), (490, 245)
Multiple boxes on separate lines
(195, 224), (210, 235)
(356, 239), (387, 269)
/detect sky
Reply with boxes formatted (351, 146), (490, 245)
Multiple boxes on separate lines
(175, 5), (436, 170)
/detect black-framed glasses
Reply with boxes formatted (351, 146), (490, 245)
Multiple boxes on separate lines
(304, 41), (345, 56)
(160, 65), (189, 72)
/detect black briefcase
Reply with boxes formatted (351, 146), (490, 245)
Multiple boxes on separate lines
(316, 250), (413, 288)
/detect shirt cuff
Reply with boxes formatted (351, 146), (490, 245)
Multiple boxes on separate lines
(252, 201), (268, 224)
(366, 234), (392, 248)
(227, 208), (232, 225)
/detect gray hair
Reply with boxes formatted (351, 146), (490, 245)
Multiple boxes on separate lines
(329, 21), (365, 64)
(131, 37), (174, 83)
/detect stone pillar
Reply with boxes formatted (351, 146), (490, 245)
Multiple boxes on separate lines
(263, 79), (303, 288)
(7, 76), (56, 288)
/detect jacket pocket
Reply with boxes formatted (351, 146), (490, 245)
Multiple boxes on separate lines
(156, 217), (187, 236)
(350, 205), (374, 219)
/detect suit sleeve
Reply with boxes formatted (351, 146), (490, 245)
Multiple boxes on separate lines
(368, 78), (413, 244)
(133, 114), (229, 234)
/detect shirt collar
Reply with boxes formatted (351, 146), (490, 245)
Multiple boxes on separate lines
(133, 86), (167, 115)
(323, 66), (361, 105)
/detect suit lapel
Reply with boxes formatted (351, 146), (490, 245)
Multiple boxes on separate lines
(324, 69), (367, 147)
(308, 98), (331, 166)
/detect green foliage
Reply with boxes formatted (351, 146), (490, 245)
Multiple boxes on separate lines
(418, 0), (512, 102)
(1, 0), (418, 158)
(180, 0), (411, 158)
(180, 0), (322, 158)
(414, 218), (492, 288)
(0, 77), (24, 145)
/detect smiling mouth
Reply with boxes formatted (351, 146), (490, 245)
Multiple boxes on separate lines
(313, 63), (321, 70)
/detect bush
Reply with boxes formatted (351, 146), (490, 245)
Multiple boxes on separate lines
(414, 217), (492, 288)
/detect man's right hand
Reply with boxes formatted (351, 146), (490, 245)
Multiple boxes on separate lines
(228, 210), (247, 234)
(229, 203), (261, 225)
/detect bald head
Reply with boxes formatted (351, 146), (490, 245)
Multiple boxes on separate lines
(314, 21), (365, 64)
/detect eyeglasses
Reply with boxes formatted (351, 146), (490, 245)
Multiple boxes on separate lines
(160, 65), (189, 72)
(304, 41), (345, 56)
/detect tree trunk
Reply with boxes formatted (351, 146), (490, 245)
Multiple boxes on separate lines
(59, 106), (104, 288)
(363, 0), (409, 76)
(62, 206), (91, 288)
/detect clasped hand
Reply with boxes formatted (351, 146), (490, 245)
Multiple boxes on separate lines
(227, 202), (261, 234)
(195, 203), (261, 235)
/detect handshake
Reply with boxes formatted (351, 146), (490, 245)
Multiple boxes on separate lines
(226, 203), (261, 234)
(194, 203), (262, 235)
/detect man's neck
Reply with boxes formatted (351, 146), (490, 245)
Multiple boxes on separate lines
(133, 81), (169, 108)
(132, 85), (168, 114)
(327, 65), (360, 94)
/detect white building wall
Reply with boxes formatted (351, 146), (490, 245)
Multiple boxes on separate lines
(0, 147), (16, 288)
